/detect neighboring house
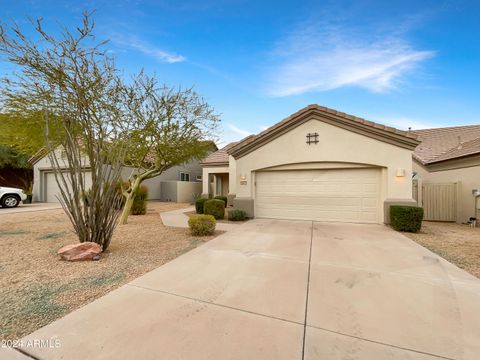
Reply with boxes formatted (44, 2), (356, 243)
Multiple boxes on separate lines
(412, 125), (480, 223)
(202, 105), (420, 224)
(31, 147), (213, 204)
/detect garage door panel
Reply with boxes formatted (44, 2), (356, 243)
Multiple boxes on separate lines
(257, 196), (367, 207)
(255, 168), (380, 223)
(45, 171), (93, 203)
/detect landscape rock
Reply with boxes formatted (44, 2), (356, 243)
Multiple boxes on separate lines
(57, 242), (102, 261)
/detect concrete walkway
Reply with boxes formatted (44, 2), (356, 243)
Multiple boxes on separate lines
(11, 220), (480, 359)
(160, 206), (242, 231)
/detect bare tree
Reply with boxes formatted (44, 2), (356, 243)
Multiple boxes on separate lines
(117, 73), (219, 224)
(0, 14), (127, 251)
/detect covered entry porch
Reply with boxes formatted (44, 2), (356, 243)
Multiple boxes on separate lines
(202, 166), (230, 198)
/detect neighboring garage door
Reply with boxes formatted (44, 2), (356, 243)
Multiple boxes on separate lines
(255, 168), (381, 223)
(44, 171), (93, 203)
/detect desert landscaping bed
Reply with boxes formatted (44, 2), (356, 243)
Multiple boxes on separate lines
(0, 202), (220, 340)
(403, 221), (480, 278)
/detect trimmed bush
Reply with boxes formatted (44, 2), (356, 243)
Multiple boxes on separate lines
(390, 205), (424, 233)
(131, 185), (148, 215)
(195, 197), (208, 214)
(214, 195), (228, 207)
(204, 199), (225, 220)
(188, 215), (216, 236)
(228, 209), (247, 221)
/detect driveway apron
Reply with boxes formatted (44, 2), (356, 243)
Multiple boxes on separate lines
(14, 220), (480, 360)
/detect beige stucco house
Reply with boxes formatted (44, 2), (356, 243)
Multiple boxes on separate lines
(412, 125), (480, 223)
(31, 148), (206, 204)
(202, 105), (420, 224)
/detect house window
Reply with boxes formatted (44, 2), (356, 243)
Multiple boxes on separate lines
(180, 172), (190, 181)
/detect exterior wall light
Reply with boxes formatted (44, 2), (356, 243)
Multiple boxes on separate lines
(396, 168), (405, 177)
(240, 174), (247, 185)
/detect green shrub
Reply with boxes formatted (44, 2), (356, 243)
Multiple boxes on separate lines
(228, 209), (247, 221)
(390, 205), (424, 233)
(204, 199), (225, 220)
(114, 181), (127, 209)
(214, 195), (228, 207)
(195, 197), (208, 214)
(131, 185), (148, 215)
(188, 215), (216, 236)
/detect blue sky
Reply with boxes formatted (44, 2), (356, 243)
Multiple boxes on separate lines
(2, 0), (480, 145)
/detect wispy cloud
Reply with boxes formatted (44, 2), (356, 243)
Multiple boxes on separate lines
(112, 35), (185, 64)
(265, 23), (434, 97)
(228, 123), (252, 137)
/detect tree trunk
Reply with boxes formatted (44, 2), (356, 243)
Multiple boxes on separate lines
(118, 176), (142, 225)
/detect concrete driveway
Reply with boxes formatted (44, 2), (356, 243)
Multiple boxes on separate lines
(0, 203), (61, 215)
(12, 220), (480, 360)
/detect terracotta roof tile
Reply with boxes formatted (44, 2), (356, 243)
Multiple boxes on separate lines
(227, 104), (418, 157)
(201, 142), (238, 165)
(412, 125), (480, 164)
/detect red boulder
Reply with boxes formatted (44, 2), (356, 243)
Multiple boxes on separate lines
(58, 242), (102, 261)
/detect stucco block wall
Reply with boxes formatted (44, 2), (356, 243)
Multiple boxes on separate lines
(176, 181), (202, 203)
(413, 161), (480, 223)
(160, 181), (202, 203)
(160, 181), (177, 202)
(233, 119), (414, 222)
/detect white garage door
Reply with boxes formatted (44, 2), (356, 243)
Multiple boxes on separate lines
(44, 171), (93, 203)
(255, 168), (380, 223)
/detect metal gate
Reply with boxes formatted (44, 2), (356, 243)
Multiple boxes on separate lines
(421, 183), (457, 221)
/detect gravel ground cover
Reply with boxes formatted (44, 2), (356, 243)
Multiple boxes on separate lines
(403, 221), (480, 278)
(0, 202), (219, 340)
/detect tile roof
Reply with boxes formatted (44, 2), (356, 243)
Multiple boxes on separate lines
(227, 104), (420, 158)
(201, 141), (238, 165)
(412, 125), (480, 164)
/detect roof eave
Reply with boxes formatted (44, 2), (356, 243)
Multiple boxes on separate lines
(200, 161), (229, 167)
(229, 108), (420, 159)
(424, 151), (480, 165)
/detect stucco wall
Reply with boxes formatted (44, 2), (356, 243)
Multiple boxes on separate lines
(159, 181), (202, 203)
(160, 181), (177, 202)
(413, 160), (480, 223)
(32, 149), (90, 202)
(234, 119), (413, 198)
(228, 155), (237, 195)
(176, 181), (202, 203)
(160, 159), (203, 182)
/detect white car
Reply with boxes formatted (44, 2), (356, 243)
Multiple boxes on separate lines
(0, 186), (28, 208)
